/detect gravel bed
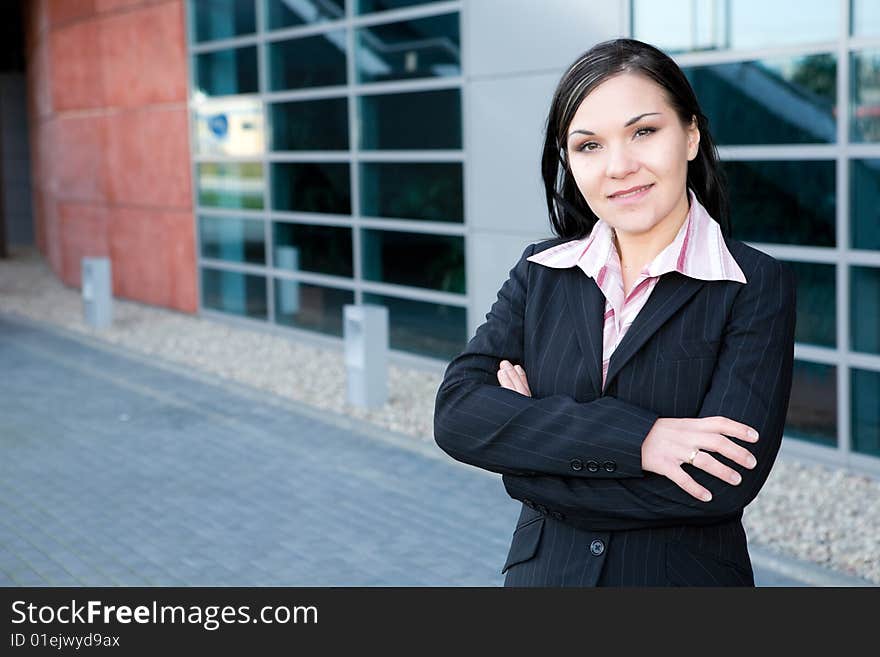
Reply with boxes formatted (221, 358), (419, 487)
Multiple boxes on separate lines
(1, 247), (878, 584)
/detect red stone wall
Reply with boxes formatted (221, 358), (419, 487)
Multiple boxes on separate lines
(24, 0), (196, 312)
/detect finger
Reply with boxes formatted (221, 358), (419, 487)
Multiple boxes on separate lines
(703, 416), (759, 443)
(666, 466), (713, 502)
(498, 367), (529, 396)
(705, 433), (758, 470)
(691, 450), (743, 486)
(513, 364), (532, 397)
(497, 368), (516, 392)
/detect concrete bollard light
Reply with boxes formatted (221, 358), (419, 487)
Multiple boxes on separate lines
(82, 257), (113, 329)
(343, 304), (388, 409)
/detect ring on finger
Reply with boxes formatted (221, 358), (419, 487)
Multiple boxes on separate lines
(686, 448), (700, 465)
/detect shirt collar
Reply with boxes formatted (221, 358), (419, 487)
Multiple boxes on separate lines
(527, 187), (747, 284)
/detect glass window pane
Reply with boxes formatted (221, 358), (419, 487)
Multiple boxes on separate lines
(360, 162), (462, 222)
(356, 13), (460, 84)
(684, 54), (836, 145)
(273, 223), (353, 277)
(362, 229), (464, 293)
(274, 280), (353, 336)
(197, 162), (264, 210)
(851, 160), (880, 249)
(270, 99), (348, 151)
(266, 0), (344, 29)
(851, 367), (880, 457)
(199, 216), (265, 264)
(357, 0), (437, 14)
(268, 32), (347, 92)
(194, 46), (258, 97)
(191, 0), (256, 43)
(271, 163), (351, 214)
(785, 360), (837, 448)
(725, 160), (835, 246)
(201, 267), (267, 319)
(363, 293), (466, 359)
(852, 0), (880, 37)
(360, 89), (461, 150)
(788, 261), (835, 347)
(851, 266), (880, 355)
(851, 50), (880, 143)
(632, 0), (838, 53)
(193, 98), (265, 157)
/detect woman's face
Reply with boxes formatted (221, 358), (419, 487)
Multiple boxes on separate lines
(565, 72), (700, 241)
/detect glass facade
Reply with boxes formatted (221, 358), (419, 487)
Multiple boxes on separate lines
(634, 0), (880, 464)
(188, 0), (465, 358)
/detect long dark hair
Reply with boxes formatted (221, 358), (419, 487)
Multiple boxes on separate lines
(541, 38), (730, 239)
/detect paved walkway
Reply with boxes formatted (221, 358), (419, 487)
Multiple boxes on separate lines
(0, 312), (853, 587)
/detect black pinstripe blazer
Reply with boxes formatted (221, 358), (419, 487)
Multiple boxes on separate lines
(433, 235), (796, 586)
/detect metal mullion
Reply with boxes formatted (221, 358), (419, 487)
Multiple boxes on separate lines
(672, 41), (839, 67)
(193, 154), (264, 163)
(201, 258), (270, 276)
(269, 267), (357, 290)
(346, 0), (362, 306)
(848, 143), (880, 157)
(351, 1), (461, 28)
(270, 212), (355, 228)
(264, 86), (350, 103)
(267, 151), (351, 162)
(358, 217), (466, 236)
(717, 145), (838, 160)
(262, 19), (348, 44)
(257, 0), (275, 326)
(190, 33), (261, 54)
(357, 150), (464, 162)
(748, 244), (841, 264)
(838, 0), (851, 457)
(848, 350), (880, 372)
(196, 207), (265, 220)
(848, 250), (880, 266)
(358, 280), (467, 307)
(184, 0), (205, 316)
(848, 35), (880, 50)
(354, 77), (464, 96)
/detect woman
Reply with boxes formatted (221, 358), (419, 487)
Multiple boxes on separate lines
(433, 38), (796, 587)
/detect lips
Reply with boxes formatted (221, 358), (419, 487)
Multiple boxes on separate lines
(608, 184), (653, 198)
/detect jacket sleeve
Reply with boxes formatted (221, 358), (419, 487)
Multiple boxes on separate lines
(501, 258), (797, 530)
(433, 242), (660, 479)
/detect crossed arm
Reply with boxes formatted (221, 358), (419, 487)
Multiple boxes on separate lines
(433, 243), (797, 530)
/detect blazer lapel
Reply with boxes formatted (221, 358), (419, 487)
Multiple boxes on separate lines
(563, 268), (706, 396)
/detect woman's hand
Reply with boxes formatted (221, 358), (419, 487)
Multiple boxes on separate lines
(641, 416), (759, 502)
(497, 360), (759, 503)
(497, 360), (531, 397)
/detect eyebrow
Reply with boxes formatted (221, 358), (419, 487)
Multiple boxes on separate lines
(568, 112), (662, 138)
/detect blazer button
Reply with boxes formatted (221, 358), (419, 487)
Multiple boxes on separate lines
(570, 458), (584, 472)
(603, 460), (617, 472)
(589, 539), (605, 556)
(586, 460), (600, 473)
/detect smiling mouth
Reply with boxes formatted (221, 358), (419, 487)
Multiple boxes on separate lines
(609, 184), (653, 199)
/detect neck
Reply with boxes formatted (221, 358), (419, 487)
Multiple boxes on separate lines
(613, 191), (691, 271)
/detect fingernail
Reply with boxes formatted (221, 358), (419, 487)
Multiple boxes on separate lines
(702, 492), (712, 502)
(748, 429), (759, 440)
(515, 365), (524, 374)
(748, 456), (757, 468)
(731, 474), (741, 485)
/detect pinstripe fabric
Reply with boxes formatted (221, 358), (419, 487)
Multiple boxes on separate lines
(433, 231), (796, 587)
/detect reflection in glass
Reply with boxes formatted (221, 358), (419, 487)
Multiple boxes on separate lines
(851, 50), (880, 142)
(357, 0), (436, 13)
(363, 293), (466, 359)
(270, 98), (348, 151)
(274, 280), (353, 336)
(786, 360), (837, 448)
(362, 230), (464, 293)
(201, 268), (268, 320)
(851, 266), (880, 355)
(197, 162), (264, 210)
(199, 216), (265, 264)
(684, 54), (836, 145)
(266, 0), (344, 29)
(632, 0), (837, 53)
(851, 160), (880, 250)
(272, 163), (351, 214)
(852, 0), (880, 37)
(356, 13), (460, 84)
(191, 0), (256, 43)
(851, 368), (880, 457)
(273, 223), (353, 277)
(360, 89), (461, 150)
(268, 32), (347, 91)
(787, 261), (835, 347)
(360, 162), (462, 222)
(194, 47), (258, 97)
(725, 160), (835, 246)
(193, 98), (265, 157)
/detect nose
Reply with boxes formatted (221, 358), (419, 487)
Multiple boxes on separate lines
(604, 144), (638, 179)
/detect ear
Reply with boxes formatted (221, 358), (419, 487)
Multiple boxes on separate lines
(686, 115), (700, 161)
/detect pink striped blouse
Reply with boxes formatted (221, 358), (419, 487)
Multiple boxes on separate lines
(527, 187), (747, 389)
